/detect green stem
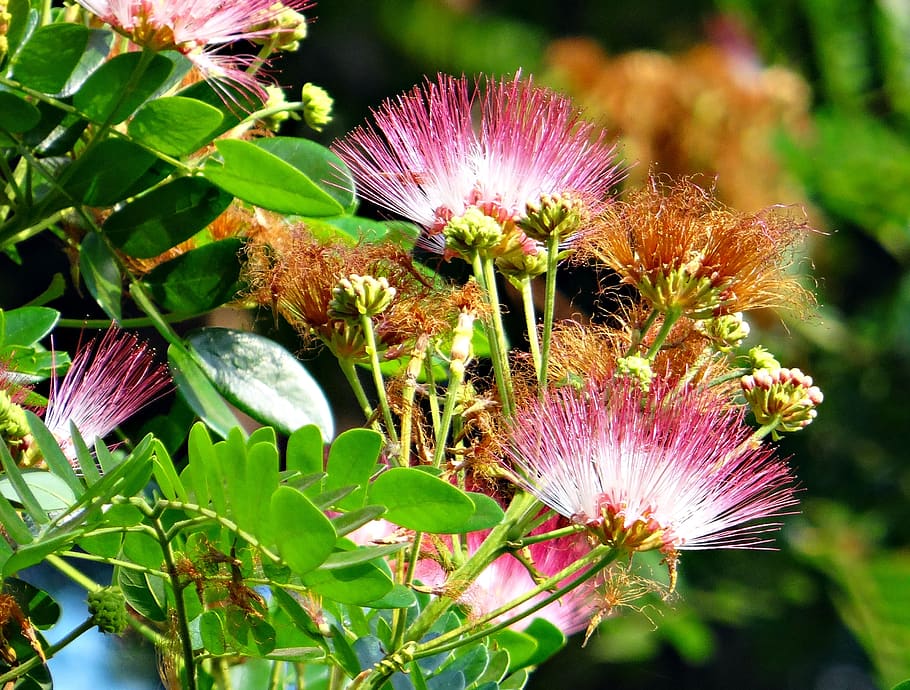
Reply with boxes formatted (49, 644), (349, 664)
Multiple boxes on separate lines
(398, 334), (429, 466)
(0, 618), (95, 685)
(415, 547), (619, 658)
(431, 355), (466, 469)
(58, 311), (206, 329)
(46, 554), (101, 592)
(645, 307), (682, 360)
(474, 253), (514, 416)
(423, 348), (441, 433)
(538, 234), (561, 391)
(752, 416), (782, 442)
(625, 309), (659, 357)
(337, 356), (375, 423)
(390, 531), (424, 650)
(359, 313), (399, 446)
(519, 275), (543, 377)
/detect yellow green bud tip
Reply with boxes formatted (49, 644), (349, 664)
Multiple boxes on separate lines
(301, 82), (333, 132)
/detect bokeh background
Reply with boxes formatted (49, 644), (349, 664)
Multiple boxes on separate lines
(10, 0), (910, 688)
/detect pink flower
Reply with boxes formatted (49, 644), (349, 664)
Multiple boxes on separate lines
(502, 379), (798, 555)
(416, 520), (597, 636)
(73, 0), (312, 101)
(332, 73), (623, 243)
(45, 329), (171, 462)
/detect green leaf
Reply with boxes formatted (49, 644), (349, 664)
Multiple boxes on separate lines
(200, 610), (228, 655)
(0, 306), (59, 346)
(331, 505), (387, 537)
(74, 51), (175, 124)
(287, 425), (324, 476)
(186, 327), (334, 439)
(24, 412), (81, 497)
(461, 493), (505, 531)
(0, 493), (31, 544)
(3, 0), (33, 60)
(0, 471), (76, 513)
(143, 238), (244, 312)
(302, 560), (394, 605)
(318, 215), (393, 242)
(168, 344), (242, 440)
(255, 137), (355, 212)
(0, 441), (48, 524)
(363, 583), (417, 609)
(118, 565), (168, 622)
(151, 439), (188, 503)
(128, 96), (224, 156)
(269, 486), (336, 575)
(500, 668), (530, 690)
(3, 533), (81, 577)
(203, 139), (343, 217)
(324, 428), (382, 510)
(79, 232), (122, 321)
(11, 23), (89, 94)
(103, 177), (232, 258)
(227, 439), (279, 542)
(367, 467), (476, 533)
(2, 578), (61, 629)
(320, 543), (406, 569)
(58, 29), (114, 97)
(517, 618), (565, 669)
(65, 138), (158, 206)
(0, 92), (41, 133)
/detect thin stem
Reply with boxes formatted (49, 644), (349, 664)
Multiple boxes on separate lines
(625, 309), (659, 357)
(538, 234), (561, 391)
(0, 617), (95, 685)
(398, 334), (429, 466)
(431, 356), (465, 469)
(519, 275), (542, 377)
(645, 307), (682, 360)
(337, 356), (375, 423)
(423, 348), (441, 432)
(58, 312), (206, 329)
(46, 554), (101, 592)
(390, 530), (424, 650)
(268, 660), (284, 690)
(474, 253), (514, 416)
(416, 547), (619, 658)
(358, 313), (399, 446)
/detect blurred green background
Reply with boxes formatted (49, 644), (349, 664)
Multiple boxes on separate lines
(290, 1), (910, 688)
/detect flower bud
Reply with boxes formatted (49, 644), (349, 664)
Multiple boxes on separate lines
(442, 207), (504, 257)
(615, 355), (653, 391)
(329, 274), (396, 321)
(697, 312), (750, 352)
(748, 346), (781, 371)
(740, 366), (823, 438)
(87, 587), (128, 635)
(251, 2), (308, 51)
(301, 82), (333, 132)
(520, 192), (586, 242)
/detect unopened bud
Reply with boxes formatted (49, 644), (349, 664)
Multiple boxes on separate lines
(443, 207), (504, 257)
(329, 275), (396, 320)
(87, 587), (128, 635)
(697, 312), (750, 352)
(615, 355), (653, 391)
(740, 365), (823, 438)
(520, 192), (586, 242)
(301, 82), (333, 132)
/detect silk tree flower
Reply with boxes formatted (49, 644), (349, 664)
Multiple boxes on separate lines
(415, 520), (597, 636)
(44, 329), (171, 463)
(73, 0), (312, 101)
(332, 73), (623, 256)
(502, 378), (798, 562)
(577, 174), (813, 319)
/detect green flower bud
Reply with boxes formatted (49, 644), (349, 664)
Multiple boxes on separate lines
(87, 587), (128, 635)
(0, 389), (28, 442)
(520, 192), (586, 242)
(329, 274), (396, 321)
(301, 82), (333, 132)
(741, 366), (823, 439)
(252, 2), (308, 52)
(698, 312), (750, 352)
(748, 346), (780, 371)
(258, 85), (291, 132)
(443, 207), (504, 258)
(615, 355), (653, 391)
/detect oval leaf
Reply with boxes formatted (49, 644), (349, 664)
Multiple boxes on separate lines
(64, 137), (158, 206)
(74, 51), (175, 124)
(269, 486), (336, 575)
(0, 306), (59, 346)
(167, 344), (241, 440)
(79, 232), (122, 320)
(255, 137), (355, 211)
(203, 139), (343, 217)
(103, 177), (233, 258)
(0, 92), (41, 133)
(128, 96), (224, 156)
(0, 472), (77, 513)
(11, 23), (88, 94)
(367, 468), (476, 533)
(186, 327), (334, 439)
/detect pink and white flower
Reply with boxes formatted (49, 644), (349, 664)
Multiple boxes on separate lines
(332, 73), (623, 244)
(502, 379), (798, 555)
(45, 329), (171, 462)
(416, 520), (597, 636)
(73, 0), (312, 101)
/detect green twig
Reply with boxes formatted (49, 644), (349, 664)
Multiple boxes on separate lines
(538, 234), (560, 391)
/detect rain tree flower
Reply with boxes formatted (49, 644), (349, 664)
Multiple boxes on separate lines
(502, 378), (798, 568)
(578, 174), (814, 319)
(72, 0), (313, 102)
(416, 521), (598, 636)
(332, 73), (623, 258)
(44, 329), (171, 463)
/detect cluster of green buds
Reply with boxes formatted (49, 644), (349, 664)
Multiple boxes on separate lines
(740, 366), (824, 439)
(251, 2), (308, 51)
(328, 274), (397, 321)
(0, 388), (28, 448)
(442, 207), (505, 258)
(520, 192), (587, 243)
(615, 354), (654, 391)
(300, 82), (334, 132)
(87, 587), (128, 635)
(638, 252), (726, 319)
(697, 312), (751, 352)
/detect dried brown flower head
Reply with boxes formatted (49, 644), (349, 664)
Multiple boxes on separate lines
(578, 175), (814, 319)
